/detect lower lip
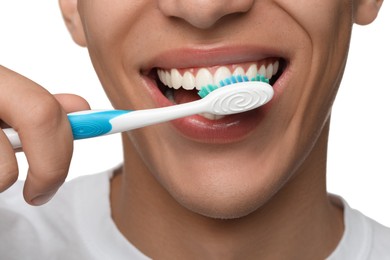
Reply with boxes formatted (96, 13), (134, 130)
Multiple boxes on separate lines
(142, 77), (273, 144)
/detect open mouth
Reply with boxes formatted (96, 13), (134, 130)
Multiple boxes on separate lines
(147, 58), (286, 120)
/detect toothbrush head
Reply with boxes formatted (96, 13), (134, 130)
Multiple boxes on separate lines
(204, 80), (274, 116)
(198, 74), (270, 99)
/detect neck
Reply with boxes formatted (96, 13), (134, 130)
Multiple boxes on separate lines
(110, 122), (343, 259)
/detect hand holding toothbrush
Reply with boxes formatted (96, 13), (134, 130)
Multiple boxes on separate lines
(0, 65), (90, 205)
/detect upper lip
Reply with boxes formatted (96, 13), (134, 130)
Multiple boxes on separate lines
(141, 44), (288, 73)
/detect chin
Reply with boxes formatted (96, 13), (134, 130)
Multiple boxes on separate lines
(145, 137), (294, 220)
(180, 194), (268, 220)
(171, 177), (277, 220)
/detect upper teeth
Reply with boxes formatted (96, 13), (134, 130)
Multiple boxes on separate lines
(157, 60), (279, 91)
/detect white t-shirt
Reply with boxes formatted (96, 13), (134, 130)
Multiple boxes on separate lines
(0, 170), (389, 260)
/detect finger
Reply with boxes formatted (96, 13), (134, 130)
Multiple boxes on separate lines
(0, 129), (19, 192)
(23, 93), (91, 204)
(0, 66), (74, 205)
(54, 93), (91, 113)
(21, 103), (73, 205)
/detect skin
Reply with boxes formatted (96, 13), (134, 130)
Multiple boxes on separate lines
(0, 0), (383, 259)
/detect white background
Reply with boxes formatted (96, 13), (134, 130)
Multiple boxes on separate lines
(0, 1), (389, 226)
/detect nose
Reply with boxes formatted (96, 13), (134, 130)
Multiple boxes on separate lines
(158, 0), (255, 29)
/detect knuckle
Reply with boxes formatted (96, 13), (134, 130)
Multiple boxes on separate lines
(27, 95), (64, 129)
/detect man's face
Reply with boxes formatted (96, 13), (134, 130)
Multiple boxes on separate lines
(70, 0), (371, 218)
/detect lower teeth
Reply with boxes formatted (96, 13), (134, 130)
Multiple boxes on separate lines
(164, 88), (225, 121)
(200, 113), (225, 120)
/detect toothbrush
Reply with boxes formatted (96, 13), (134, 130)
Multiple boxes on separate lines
(198, 74), (269, 98)
(3, 76), (273, 149)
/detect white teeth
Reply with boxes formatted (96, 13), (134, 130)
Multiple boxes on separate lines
(195, 68), (214, 90)
(171, 69), (183, 90)
(246, 64), (258, 80)
(273, 60), (279, 76)
(157, 61), (280, 121)
(165, 71), (172, 87)
(157, 70), (166, 85)
(266, 64), (273, 79)
(214, 66), (232, 86)
(258, 65), (266, 78)
(200, 113), (225, 120)
(232, 67), (245, 76)
(182, 71), (196, 90)
(157, 60), (280, 90)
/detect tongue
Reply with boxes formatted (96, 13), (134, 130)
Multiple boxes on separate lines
(173, 88), (201, 104)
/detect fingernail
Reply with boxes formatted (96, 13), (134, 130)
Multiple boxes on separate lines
(30, 192), (55, 206)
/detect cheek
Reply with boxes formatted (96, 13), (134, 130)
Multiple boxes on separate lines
(277, 0), (353, 63)
(78, 0), (160, 65)
(77, 1), (151, 100)
(77, 1), (169, 110)
(278, 0), (352, 35)
(278, 0), (353, 121)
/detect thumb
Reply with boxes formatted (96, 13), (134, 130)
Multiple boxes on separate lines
(54, 93), (91, 113)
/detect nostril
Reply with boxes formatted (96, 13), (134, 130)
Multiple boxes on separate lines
(157, 0), (255, 29)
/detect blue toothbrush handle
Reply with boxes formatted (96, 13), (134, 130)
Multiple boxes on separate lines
(4, 105), (198, 149)
(3, 110), (131, 149)
(68, 110), (130, 140)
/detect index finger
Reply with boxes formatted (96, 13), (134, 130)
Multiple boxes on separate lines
(0, 66), (74, 205)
